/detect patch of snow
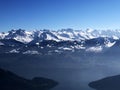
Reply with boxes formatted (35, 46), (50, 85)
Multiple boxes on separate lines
(14, 36), (33, 44)
(58, 47), (74, 51)
(54, 50), (62, 53)
(40, 46), (44, 49)
(70, 46), (74, 49)
(25, 31), (33, 35)
(67, 32), (74, 38)
(0, 42), (4, 45)
(47, 44), (52, 47)
(62, 47), (73, 51)
(0, 33), (8, 39)
(9, 49), (19, 53)
(105, 41), (116, 48)
(57, 35), (73, 41)
(23, 50), (39, 54)
(54, 50), (59, 52)
(112, 35), (119, 40)
(86, 46), (103, 53)
(46, 34), (59, 41)
(74, 45), (86, 49)
(36, 42), (39, 45)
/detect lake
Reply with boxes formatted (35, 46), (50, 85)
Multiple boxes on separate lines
(0, 53), (120, 90)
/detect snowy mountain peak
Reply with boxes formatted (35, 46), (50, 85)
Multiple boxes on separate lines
(0, 29), (120, 44)
(86, 28), (94, 33)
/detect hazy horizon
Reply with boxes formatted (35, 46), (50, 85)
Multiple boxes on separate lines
(2, 27), (120, 32)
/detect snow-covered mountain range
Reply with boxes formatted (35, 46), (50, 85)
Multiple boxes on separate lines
(0, 29), (120, 43)
(0, 29), (120, 54)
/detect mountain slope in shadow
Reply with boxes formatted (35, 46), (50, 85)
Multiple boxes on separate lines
(0, 68), (58, 90)
(89, 75), (120, 90)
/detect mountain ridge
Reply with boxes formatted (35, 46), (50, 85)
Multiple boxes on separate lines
(0, 29), (120, 44)
(0, 29), (119, 54)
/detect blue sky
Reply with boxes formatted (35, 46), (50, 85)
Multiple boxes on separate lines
(0, 0), (120, 32)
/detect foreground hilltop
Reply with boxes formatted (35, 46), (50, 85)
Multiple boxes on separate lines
(89, 75), (120, 90)
(0, 68), (58, 90)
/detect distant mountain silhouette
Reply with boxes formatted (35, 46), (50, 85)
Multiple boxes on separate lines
(0, 68), (58, 90)
(89, 75), (120, 90)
